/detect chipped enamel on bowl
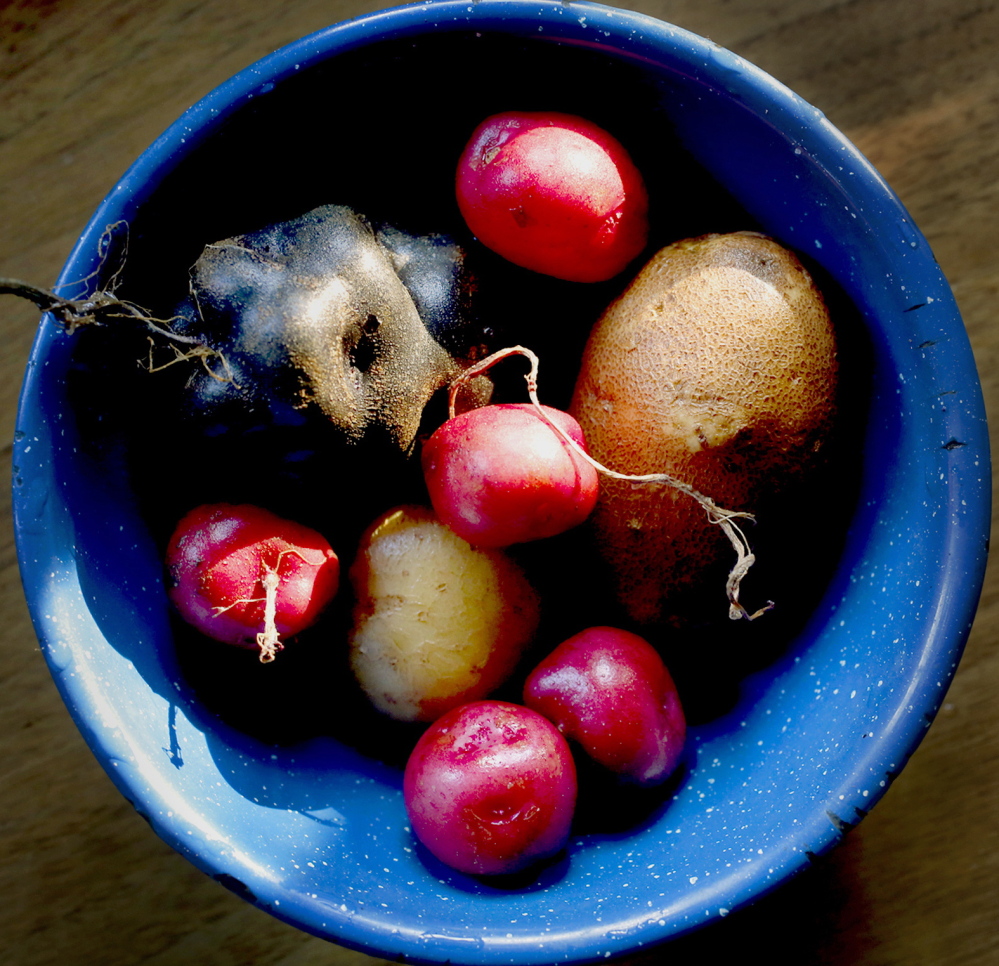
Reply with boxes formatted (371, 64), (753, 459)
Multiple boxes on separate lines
(12, 2), (990, 964)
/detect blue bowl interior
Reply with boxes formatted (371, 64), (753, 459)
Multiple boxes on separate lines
(12, 2), (990, 964)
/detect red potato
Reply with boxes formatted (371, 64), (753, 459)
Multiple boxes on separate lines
(166, 503), (340, 662)
(421, 402), (599, 548)
(524, 626), (685, 786)
(403, 700), (577, 876)
(456, 111), (649, 282)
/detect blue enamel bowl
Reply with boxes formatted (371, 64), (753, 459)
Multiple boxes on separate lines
(13, 2), (990, 963)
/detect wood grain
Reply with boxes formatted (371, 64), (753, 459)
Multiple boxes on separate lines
(2, 2), (996, 964)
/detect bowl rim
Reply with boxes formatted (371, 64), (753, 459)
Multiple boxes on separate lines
(12, 2), (991, 963)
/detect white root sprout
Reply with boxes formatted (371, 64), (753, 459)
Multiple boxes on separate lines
(448, 345), (773, 622)
(211, 549), (316, 663)
(255, 566), (284, 663)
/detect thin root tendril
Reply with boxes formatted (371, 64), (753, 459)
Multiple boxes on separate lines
(1, 277), (231, 378)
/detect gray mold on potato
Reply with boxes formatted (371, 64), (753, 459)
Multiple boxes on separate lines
(174, 205), (490, 452)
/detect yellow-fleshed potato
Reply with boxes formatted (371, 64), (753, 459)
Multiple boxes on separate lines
(349, 505), (540, 722)
(570, 232), (838, 625)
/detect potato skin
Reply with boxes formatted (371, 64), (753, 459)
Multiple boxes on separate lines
(404, 701), (577, 876)
(174, 206), (493, 456)
(456, 111), (649, 282)
(348, 505), (540, 722)
(570, 232), (838, 625)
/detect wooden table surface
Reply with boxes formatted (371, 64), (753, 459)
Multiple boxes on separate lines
(2, 1), (997, 964)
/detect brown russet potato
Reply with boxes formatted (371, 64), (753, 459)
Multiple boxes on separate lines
(570, 232), (838, 625)
(348, 505), (540, 722)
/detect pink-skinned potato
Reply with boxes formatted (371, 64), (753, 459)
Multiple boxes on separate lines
(456, 111), (649, 282)
(404, 700), (577, 875)
(166, 503), (339, 661)
(422, 402), (599, 548)
(524, 626), (685, 786)
(348, 506), (540, 722)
